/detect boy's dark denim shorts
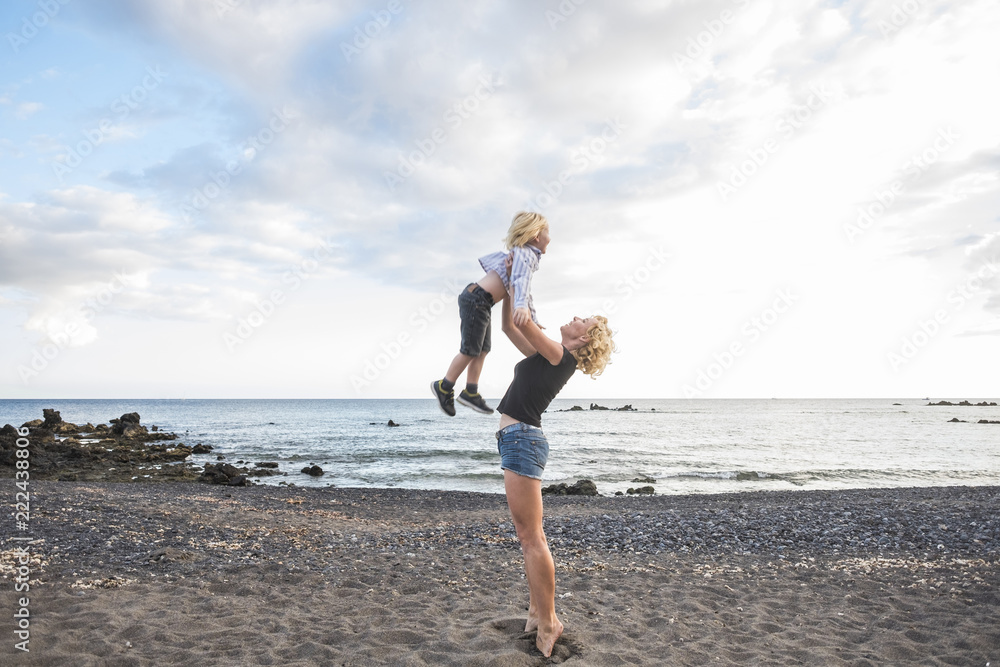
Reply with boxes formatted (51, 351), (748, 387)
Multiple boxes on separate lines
(458, 283), (495, 356)
(496, 422), (549, 480)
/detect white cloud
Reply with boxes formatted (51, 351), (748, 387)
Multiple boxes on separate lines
(3, 0), (1000, 396)
(15, 102), (43, 119)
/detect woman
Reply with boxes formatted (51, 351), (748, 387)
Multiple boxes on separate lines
(495, 292), (615, 657)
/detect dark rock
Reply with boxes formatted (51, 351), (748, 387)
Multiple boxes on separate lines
(542, 479), (598, 496)
(979, 420), (1000, 424)
(217, 454), (225, 460)
(616, 404), (636, 411)
(53, 421), (81, 435)
(42, 409), (63, 428)
(2, 411), (196, 482)
(199, 462), (248, 486)
(589, 403), (609, 410)
(627, 486), (655, 495)
(301, 465), (324, 476)
(632, 475), (656, 483)
(949, 418), (967, 423)
(111, 413), (146, 438)
(191, 444), (213, 454)
(928, 400), (998, 407)
(387, 420), (400, 427)
(33, 428), (55, 443)
(246, 462), (283, 478)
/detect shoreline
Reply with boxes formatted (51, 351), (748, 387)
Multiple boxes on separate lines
(2, 482), (997, 664)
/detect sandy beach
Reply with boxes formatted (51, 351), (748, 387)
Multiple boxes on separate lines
(2, 482), (998, 665)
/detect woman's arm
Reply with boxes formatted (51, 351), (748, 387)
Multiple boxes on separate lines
(502, 287), (537, 357)
(514, 316), (564, 366)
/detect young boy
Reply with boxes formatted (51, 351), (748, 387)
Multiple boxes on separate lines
(431, 211), (551, 416)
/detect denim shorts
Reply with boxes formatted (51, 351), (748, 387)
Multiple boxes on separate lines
(496, 423), (549, 480)
(458, 283), (494, 356)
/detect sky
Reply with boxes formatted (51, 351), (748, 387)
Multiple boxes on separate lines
(0, 0), (998, 400)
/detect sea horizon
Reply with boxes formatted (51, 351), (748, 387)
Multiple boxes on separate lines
(4, 397), (999, 497)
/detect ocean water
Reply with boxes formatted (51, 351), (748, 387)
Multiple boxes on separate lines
(2, 398), (999, 496)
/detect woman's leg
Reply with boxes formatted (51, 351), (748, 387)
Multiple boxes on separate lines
(504, 470), (563, 657)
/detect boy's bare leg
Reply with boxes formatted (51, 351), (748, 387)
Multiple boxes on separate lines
(444, 352), (476, 384)
(465, 351), (488, 386)
(504, 470), (564, 657)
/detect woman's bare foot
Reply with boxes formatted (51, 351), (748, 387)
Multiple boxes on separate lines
(536, 618), (564, 657)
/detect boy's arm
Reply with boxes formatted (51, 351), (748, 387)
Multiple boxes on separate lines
(509, 247), (535, 325)
(514, 317), (564, 366)
(502, 284), (537, 357)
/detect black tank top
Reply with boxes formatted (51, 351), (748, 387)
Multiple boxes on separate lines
(496, 346), (577, 428)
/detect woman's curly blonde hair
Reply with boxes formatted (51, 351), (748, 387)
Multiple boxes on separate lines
(571, 315), (616, 378)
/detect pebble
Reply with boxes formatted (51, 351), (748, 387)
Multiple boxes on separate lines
(19, 483), (1000, 584)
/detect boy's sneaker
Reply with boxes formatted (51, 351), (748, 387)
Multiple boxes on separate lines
(431, 380), (456, 416)
(458, 390), (494, 414)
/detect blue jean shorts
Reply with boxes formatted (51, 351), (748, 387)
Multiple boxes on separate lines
(496, 423), (549, 480)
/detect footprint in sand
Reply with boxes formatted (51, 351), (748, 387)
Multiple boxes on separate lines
(488, 619), (580, 663)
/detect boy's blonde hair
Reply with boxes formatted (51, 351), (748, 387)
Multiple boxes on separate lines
(571, 315), (616, 378)
(504, 211), (549, 250)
